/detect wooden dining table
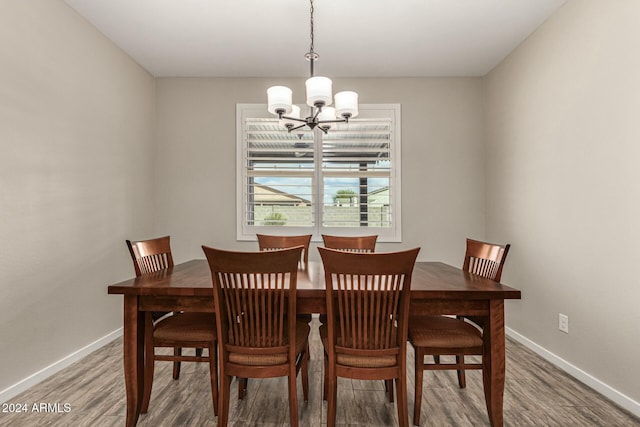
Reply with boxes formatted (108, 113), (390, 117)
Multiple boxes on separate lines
(108, 259), (521, 427)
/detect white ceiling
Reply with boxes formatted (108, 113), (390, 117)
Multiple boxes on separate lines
(63, 0), (566, 78)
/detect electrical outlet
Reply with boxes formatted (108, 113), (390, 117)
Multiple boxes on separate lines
(558, 313), (569, 333)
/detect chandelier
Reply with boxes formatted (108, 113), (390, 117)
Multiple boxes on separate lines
(266, 0), (359, 134)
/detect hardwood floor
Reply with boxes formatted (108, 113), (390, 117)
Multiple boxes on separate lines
(1, 319), (638, 426)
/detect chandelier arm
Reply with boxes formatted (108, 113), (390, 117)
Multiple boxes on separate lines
(317, 118), (348, 124)
(288, 123), (308, 133)
(280, 115), (307, 124)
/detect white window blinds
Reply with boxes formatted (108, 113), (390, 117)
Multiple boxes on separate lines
(237, 104), (401, 241)
(243, 119), (315, 227)
(321, 118), (393, 228)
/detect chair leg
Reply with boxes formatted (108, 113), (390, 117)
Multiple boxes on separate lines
(327, 361), (337, 427)
(386, 380), (394, 402)
(238, 377), (248, 400)
(396, 375), (409, 427)
(413, 347), (425, 426)
(196, 348), (203, 357)
(322, 353), (328, 401)
(456, 355), (466, 388)
(301, 344), (310, 402)
(288, 364), (299, 427)
(218, 374), (232, 427)
(433, 355), (440, 364)
(172, 347), (181, 380)
(208, 343), (218, 417)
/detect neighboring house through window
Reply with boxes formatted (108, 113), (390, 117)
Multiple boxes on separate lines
(236, 103), (401, 242)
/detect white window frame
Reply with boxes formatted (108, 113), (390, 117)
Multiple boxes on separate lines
(236, 103), (402, 242)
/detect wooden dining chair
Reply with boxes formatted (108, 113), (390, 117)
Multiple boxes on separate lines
(463, 238), (510, 283)
(229, 233), (314, 399)
(321, 234), (378, 252)
(459, 238), (511, 328)
(318, 247), (420, 427)
(126, 236), (218, 416)
(319, 234), (377, 325)
(257, 234), (312, 270)
(408, 238), (510, 426)
(202, 246), (310, 427)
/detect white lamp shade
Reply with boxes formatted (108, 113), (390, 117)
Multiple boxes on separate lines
(335, 91), (359, 118)
(279, 105), (301, 128)
(267, 86), (293, 115)
(305, 76), (332, 107)
(317, 106), (336, 129)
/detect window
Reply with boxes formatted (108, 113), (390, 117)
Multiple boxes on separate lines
(236, 104), (401, 242)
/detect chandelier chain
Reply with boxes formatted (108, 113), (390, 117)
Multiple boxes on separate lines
(309, 0), (315, 54)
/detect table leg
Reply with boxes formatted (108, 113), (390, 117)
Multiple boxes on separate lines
(482, 300), (505, 427)
(123, 295), (144, 427)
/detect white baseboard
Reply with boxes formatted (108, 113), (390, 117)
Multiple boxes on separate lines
(0, 328), (123, 404)
(506, 327), (640, 417)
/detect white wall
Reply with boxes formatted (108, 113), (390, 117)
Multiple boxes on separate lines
(154, 77), (486, 264)
(0, 1), (155, 393)
(484, 0), (640, 407)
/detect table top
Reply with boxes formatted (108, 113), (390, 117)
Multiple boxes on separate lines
(108, 260), (521, 301)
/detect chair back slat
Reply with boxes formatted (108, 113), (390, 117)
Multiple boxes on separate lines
(203, 246), (303, 352)
(462, 238), (511, 281)
(257, 234), (312, 270)
(215, 271), (290, 347)
(321, 234), (377, 253)
(138, 253), (168, 274)
(126, 236), (174, 276)
(333, 273), (405, 349)
(319, 247), (420, 352)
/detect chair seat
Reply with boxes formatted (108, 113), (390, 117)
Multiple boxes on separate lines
(319, 325), (397, 368)
(228, 321), (310, 366)
(408, 315), (482, 348)
(153, 312), (216, 342)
